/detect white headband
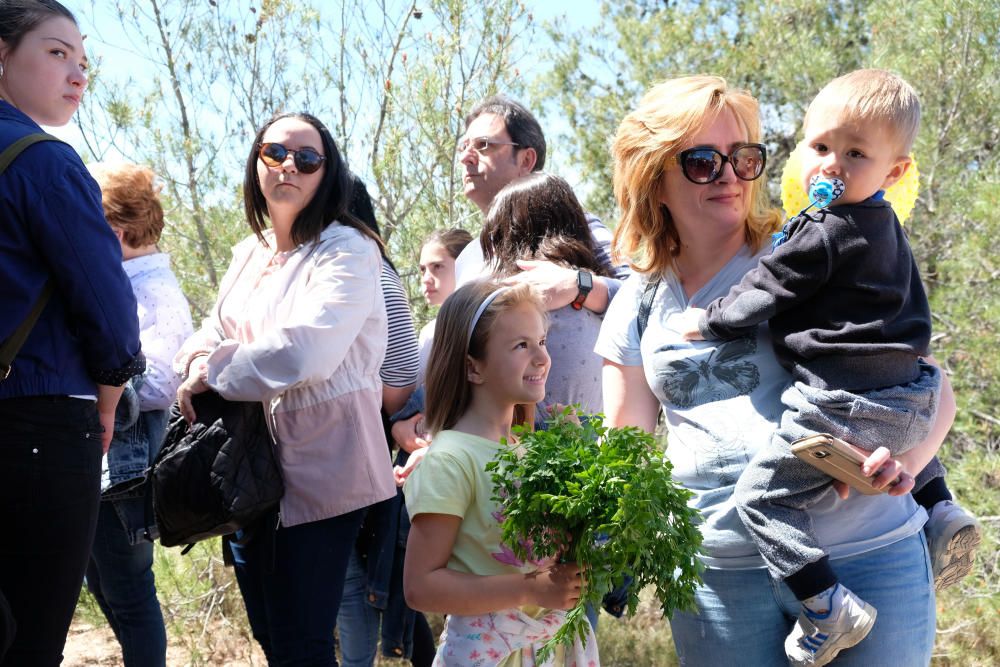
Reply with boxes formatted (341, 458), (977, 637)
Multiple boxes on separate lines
(467, 287), (510, 343)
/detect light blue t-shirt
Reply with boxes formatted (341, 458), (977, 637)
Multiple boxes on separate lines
(542, 305), (604, 416)
(595, 246), (926, 568)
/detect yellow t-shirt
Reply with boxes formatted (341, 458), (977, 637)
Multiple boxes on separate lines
(403, 429), (570, 666)
(404, 429), (533, 577)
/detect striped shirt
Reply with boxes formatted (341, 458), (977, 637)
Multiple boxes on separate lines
(380, 262), (420, 387)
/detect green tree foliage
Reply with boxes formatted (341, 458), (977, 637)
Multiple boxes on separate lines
(75, 0), (533, 322)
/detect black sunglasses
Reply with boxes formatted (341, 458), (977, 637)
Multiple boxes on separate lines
(258, 142), (326, 174)
(675, 143), (766, 184)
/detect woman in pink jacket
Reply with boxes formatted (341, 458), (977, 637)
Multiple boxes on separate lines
(174, 112), (394, 666)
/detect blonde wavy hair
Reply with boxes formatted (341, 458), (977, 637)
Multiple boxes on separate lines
(611, 75), (782, 276)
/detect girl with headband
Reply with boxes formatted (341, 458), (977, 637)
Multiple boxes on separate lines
(402, 280), (600, 666)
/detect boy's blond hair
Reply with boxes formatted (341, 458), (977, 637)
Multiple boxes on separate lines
(804, 69), (921, 154)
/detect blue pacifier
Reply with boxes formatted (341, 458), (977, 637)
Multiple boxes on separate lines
(772, 176), (847, 249)
(806, 175), (846, 210)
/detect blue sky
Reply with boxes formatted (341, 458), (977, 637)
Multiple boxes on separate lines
(50, 1), (604, 162)
(47, 0), (600, 172)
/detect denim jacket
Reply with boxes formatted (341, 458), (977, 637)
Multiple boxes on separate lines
(102, 375), (169, 545)
(357, 484), (416, 659)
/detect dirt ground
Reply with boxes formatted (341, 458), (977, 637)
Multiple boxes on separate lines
(62, 620), (266, 667)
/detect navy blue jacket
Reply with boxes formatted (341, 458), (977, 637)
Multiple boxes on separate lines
(700, 197), (931, 392)
(0, 101), (143, 397)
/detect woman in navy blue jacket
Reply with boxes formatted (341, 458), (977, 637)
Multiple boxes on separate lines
(0, 2), (144, 664)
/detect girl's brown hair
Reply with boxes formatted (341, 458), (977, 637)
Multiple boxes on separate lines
(422, 228), (473, 260)
(611, 75), (782, 276)
(481, 172), (611, 278)
(0, 1), (76, 53)
(89, 162), (165, 248)
(424, 280), (545, 435)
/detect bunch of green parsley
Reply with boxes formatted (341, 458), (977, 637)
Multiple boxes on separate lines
(487, 410), (703, 658)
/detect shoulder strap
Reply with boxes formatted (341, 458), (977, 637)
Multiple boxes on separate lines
(636, 279), (660, 340)
(0, 133), (63, 380)
(0, 133), (61, 172)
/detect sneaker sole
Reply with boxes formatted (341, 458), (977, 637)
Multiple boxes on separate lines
(934, 524), (982, 591)
(787, 602), (878, 667)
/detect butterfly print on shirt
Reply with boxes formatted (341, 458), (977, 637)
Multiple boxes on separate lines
(656, 335), (760, 409)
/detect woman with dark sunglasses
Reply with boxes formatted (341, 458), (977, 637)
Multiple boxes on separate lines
(174, 111), (394, 666)
(0, 2), (145, 663)
(595, 76), (946, 666)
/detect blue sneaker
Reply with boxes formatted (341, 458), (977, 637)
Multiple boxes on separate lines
(785, 585), (876, 667)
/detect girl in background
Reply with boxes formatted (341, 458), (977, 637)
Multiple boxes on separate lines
(403, 280), (599, 666)
(391, 228), (473, 465)
(416, 228), (473, 385)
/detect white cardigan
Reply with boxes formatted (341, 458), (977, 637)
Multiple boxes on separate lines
(175, 223), (395, 526)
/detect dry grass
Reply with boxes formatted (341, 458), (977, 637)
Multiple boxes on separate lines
(71, 480), (1000, 665)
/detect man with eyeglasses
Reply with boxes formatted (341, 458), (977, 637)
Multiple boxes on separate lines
(392, 95), (628, 452)
(453, 94), (627, 311)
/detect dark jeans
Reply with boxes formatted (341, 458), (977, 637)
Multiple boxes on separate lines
(230, 506), (367, 666)
(0, 396), (103, 666)
(86, 499), (167, 667)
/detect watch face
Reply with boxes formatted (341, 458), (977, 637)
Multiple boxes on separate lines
(578, 270), (593, 291)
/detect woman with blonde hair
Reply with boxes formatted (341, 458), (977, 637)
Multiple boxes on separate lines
(595, 75), (951, 665)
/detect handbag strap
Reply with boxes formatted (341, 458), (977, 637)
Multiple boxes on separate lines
(637, 278), (660, 340)
(0, 133), (63, 380)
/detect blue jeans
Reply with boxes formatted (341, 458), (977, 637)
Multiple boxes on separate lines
(736, 366), (940, 584)
(669, 532), (935, 666)
(338, 494), (435, 665)
(0, 396), (103, 667)
(230, 507), (367, 666)
(338, 551), (380, 666)
(85, 499), (166, 667)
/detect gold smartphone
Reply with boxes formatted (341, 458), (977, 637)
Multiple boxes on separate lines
(791, 433), (895, 496)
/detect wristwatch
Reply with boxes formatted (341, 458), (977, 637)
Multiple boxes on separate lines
(570, 270), (593, 311)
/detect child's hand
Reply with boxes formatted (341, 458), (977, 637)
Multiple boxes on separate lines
(674, 307), (706, 341)
(392, 413), (431, 453)
(394, 446), (429, 486)
(547, 403), (580, 426)
(524, 561), (584, 610)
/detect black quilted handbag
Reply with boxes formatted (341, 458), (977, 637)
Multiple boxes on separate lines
(151, 390), (284, 548)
